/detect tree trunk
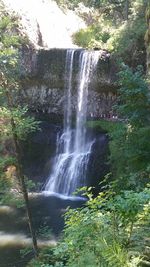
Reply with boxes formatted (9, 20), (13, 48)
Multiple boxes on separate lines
(12, 123), (38, 257)
(125, 0), (129, 20)
(145, 4), (150, 78)
(5, 88), (38, 257)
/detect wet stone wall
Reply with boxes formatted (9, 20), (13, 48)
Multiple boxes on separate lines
(19, 48), (118, 118)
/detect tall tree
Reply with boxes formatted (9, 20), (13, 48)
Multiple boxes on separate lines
(0, 6), (38, 256)
(125, 0), (129, 20)
(110, 65), (150, 190)
(145, 2), (150, 77)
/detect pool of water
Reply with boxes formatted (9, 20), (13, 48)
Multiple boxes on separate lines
(0, 193), (86, 267)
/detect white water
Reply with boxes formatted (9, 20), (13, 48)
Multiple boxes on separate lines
(44, 50), (99, 196)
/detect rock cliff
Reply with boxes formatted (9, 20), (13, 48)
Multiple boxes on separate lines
(19, 48), (118, 118)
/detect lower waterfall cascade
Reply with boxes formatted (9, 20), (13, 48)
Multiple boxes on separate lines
(44, 49), (100, 196)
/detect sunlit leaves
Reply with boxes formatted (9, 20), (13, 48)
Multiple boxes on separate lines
(50, 187), (150, 267)
(0, 106), (40, 140)
(118, 65), (150, 127)
(108, 65), (150, 189)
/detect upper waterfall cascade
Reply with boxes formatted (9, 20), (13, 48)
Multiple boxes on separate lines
(44, 49), (100, 196)
(2, 0), (85, 48)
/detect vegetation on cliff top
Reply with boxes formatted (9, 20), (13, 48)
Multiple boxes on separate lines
(56, 0), (147, 68)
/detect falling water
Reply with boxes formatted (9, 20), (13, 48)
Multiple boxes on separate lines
(44, 50), (99, 196)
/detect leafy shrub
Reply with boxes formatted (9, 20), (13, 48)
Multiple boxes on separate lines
(37, 223), (52, 240)
(48, 187), (150, 267)
(108, 65), (150, 189)
(27, 247), (66, 267)
(27, 186), (150, 267)
(107, 17), (146, 67)
(71, 0), (146, 67)
(73, 24), (110, 49)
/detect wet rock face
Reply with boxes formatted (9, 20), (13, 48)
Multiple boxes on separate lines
(21, 121), (62, 184)
(86, 133), (109, 193)
(20, 85), (117, 117)
(19, 49), (118, 117)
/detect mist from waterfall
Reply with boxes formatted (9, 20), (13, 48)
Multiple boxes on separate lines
(44, 49), (99, 196)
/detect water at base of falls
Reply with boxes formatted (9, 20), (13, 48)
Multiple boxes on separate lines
(44, 49), (99, 196)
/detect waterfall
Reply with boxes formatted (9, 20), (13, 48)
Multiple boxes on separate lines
(44, 50), (99, 196)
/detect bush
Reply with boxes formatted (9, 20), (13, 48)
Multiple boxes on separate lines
(48, 187), (150, 267)
(72, 24), (110, 49)
(109, 65), (150, 189)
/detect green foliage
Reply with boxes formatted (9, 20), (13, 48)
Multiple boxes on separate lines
(56, 0), (131, 17)
(0, 11), (25, 81)
(0, 106), (40, 140)
(0, 2), (149, 267)
(45, 187), (150, 267)
(0, 8), (39, 254)
(87, 110), (150, 190)
(20, 246), (33, 258)
(0, 190), (25, 207)
(37, 223), (52, 240)
(72, 27), (94, 48)
(70, 0), (146, 67)
(0, 174), (11, 193)
(0, 10), (39, 161)
(55, 0), (80, 10)
(117, 66), (149, 126)
(86, 120), (122, 132)
(0, 14), (20, 46)
(27, 247), (65, 267)
(73, 24), (110, 49)
(0, 11), (39, 142)
(107, 17), (146, 63)
(0, 155), (16, 194)
(107, 65), (150, 189)
(0, 156), (16, 172)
